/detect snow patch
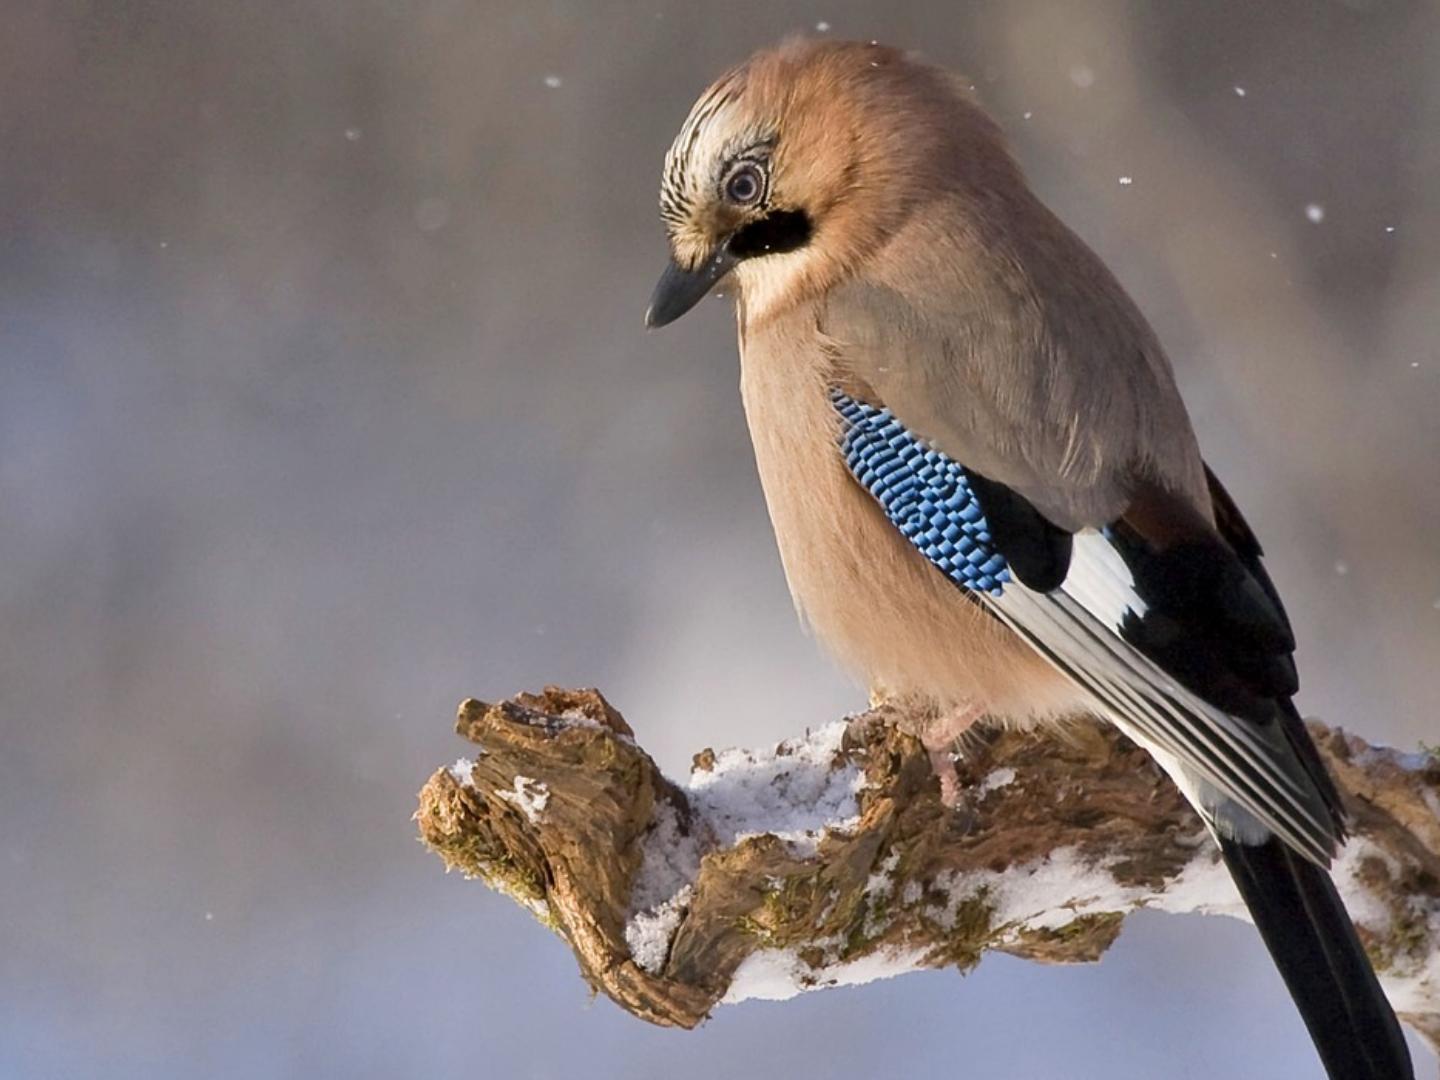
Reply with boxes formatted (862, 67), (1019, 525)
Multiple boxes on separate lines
(688, 721), (864, 853)
(722, 944), (930, 1004)
(1333, 838), (1400, 935)
(864, 850), (901, 901)
(862, 849), (902, 936)
(622, 796), (703, 971)
(557, 707), (605, 730)
(924, 845), (1238, 938)
(626, 886), (693, 974)
(1146, 851), (1247, 919)
(630, 797), (703, 911)
(448, 758), (477, 787)
(926, 849), (1136, 934)
(494, 776), (549, 823)
(978, 767), (1017, 796)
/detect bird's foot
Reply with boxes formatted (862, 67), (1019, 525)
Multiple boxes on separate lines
(890, 701), (985, 808)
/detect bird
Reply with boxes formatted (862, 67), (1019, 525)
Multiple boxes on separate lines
(644, 38), (1413, 1080)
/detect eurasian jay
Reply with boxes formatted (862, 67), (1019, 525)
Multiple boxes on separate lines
(645, 38), (1412, 1080)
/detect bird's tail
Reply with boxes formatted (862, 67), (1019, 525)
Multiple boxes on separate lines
(1218, 834), (1413, 1079)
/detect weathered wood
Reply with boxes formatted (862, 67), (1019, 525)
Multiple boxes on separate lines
(416, 688), (1439, 1051)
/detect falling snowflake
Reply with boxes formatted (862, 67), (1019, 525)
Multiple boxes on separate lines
(1118, 176), (1133, 186)
(1069, 65), (1096, 89)
(1305, 204), (1325, 224)
(543, 74), (563, 89)
(815, 20), (831, 32)
(1233, 86), (1247, 97)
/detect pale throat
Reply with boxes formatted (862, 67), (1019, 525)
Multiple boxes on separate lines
(733, 248), (818, 325)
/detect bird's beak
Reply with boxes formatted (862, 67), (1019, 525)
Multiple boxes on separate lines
(644, 243), (738, 328)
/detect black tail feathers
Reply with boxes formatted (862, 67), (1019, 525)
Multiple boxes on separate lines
(1219, 835), (1413, 1079)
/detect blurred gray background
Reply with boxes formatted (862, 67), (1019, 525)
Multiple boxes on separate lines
(2, 1), (1437, 1077)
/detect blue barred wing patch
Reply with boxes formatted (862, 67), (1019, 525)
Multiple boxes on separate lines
(831, 391), (1010, 595)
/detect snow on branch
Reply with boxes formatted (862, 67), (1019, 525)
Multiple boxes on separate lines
(415, 688), (1440, 1051)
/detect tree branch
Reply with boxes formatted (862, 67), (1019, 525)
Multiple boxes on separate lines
(415, 688), (1440, 1051)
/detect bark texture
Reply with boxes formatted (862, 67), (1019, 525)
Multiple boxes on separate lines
(415, 688), (1440, 1051)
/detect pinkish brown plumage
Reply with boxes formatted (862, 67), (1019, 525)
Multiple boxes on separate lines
(657, 40), (1206, 722)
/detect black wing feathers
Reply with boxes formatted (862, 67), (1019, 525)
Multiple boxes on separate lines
(1203, 466), (1346, 834)
(965, 471), (1072, 592)
(1106, 524), (1299, 712)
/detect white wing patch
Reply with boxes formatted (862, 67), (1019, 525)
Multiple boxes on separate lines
(1062, 529), (1149, 629)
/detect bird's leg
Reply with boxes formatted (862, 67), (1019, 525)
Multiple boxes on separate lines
(927, 704), (985, 808)
(879, 693), (985, 808)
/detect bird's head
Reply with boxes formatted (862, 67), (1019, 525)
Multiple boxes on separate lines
(645, 38), (1018, 328)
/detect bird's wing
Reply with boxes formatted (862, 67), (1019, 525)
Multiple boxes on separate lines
(1202, 465), (1346, 829)
(829, 391), (1341, 865)
(821, 257), (1209, 532)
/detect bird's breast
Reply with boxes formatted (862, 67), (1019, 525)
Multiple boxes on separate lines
(736, 322), (1082, 723)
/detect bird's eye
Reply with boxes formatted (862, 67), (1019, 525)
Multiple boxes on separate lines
(724, 164), (764, 206)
